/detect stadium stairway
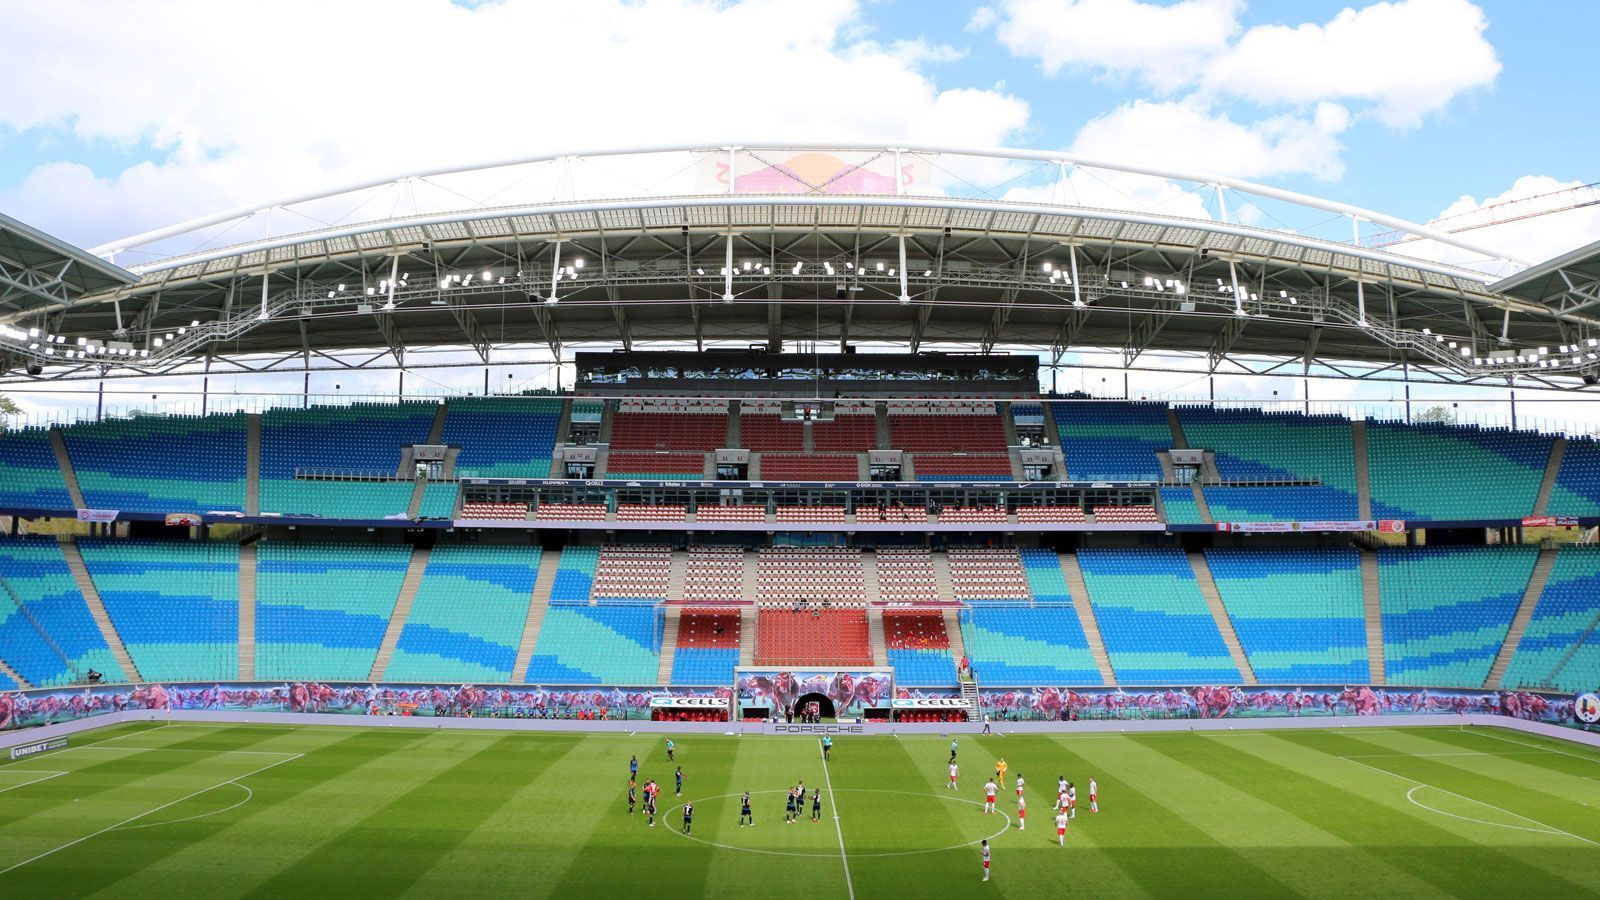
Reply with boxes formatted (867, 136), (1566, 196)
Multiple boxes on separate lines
(1166, 407), (1188, 448)
(931, 552), (956, 602)
(868, 608), (888, 667)
(1361, 548), (1385, 684)
(656, 607), (680, 683)
(943, 608), (967, 663)
(1059, 551), (1117, 685)
(739, 607), (755, 667)
(1532, 439), (1567, 516)
(1486, 545), (1558, 688)
(668, 551), (688, 602)
(1189, 482), (1213, 524)
(238, 540), (258, 680)
(245, 414), (261, 515)
(368, 546), (431, 681)
(1187, 550), (1257, 685)
(57, 535), (139, 682)
(1352, 420), (1373, 519)
(511, 549), (559, 683)
(47, 428), (87, 508)
(0, 656), (30, 689)
(863, 552), (884, 605)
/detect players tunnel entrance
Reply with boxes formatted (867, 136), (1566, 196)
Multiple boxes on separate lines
(794, 693), (835, 721)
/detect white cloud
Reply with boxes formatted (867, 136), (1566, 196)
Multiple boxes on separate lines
(1399, 175), (1600, 274)
(989, 0), (1498, 126)
(1202, 0), (1499, 127)
(1071, 99), (1352, 181)
(0, 0), (1029, 248)
(991, 0), (1242, 90)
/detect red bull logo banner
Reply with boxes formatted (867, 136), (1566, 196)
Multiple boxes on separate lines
(697, 150), (918, 196)
(0, 682), (732, 731)
(734, 669), (894, 716)
(976, 685), (1583, 726)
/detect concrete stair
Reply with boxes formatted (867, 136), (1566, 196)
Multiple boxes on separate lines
(245, 414), (262, 515)
(1533, 438), (1567, 516)
(238, 541), (258, 680)
(960, 680), (982, 721)
(511, 548), (561, 682)
(427, 402), (448, 444)
(1058, 551), (1116, 685)
(368, 545), (430, 681)
(1360, 548), (1385, 684)
(1487, 546), (1558, 688)
(863, 550), (884, 606)
(0, 656), (30, 689)
(656, 607), (681, 684)
(668, 550), (689, 603)
(874, 402), (891, 449)
(931, 551), (956, 604)
(944, 608), (968, 663)
(1190, 481), (1213, 524)
(405, 476), (427, 518)
(1187, 550), (1257, 685)
(741, 551), (760, 606)
(739, 606), (756, 667)
(1166, 408), (1189, 448)
(57, 535), (139, 682)
(868, 607), (888, 667)
(1547, 609), (1600, 691)
(1352, 419), (1373, 520)
(47, 428), (86, 509)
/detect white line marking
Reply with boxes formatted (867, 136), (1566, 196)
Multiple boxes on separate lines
(819, 739), (855, 900)
(0, 751), (303, 875)
(1339, 754), (1599, 847)
(1465, 729), (1600, 765)
(1403, 785), (1565, 837)
(113, 782), (253, 832)
(70, 746), (301, 756)
(1341, 751), (1556, 759)
(0, 772), (67, 795)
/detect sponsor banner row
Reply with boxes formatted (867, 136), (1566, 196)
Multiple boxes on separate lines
(1522, 515), (1581, 527)
(0, 683), (731, 731)
(8, 736), (67, 759)
(734, 669), (894, 714)
(1216, 520), (1404, 534)
(976, 685), (1582, 725)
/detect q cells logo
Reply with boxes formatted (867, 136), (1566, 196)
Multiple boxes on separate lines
(1576, 693), (1600, 726)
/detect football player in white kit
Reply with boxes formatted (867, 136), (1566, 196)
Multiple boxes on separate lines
(1056, 809), (1069, 846)
(983, 778), (997, 814)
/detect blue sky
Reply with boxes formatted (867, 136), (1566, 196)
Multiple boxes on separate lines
(1, 0), (1597, 423)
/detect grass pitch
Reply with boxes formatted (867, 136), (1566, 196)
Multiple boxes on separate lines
(0, 721), (1597, 898)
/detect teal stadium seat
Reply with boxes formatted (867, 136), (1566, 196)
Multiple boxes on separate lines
(1366, 421), (1549, 520)
(78, 538), (239, 681)
(0, 428), (74, 509)
(63, 412), (249, 513)
(443, 396), (562, 478)
(1502, 546), (1600, 692)
(1077, 547), (1239, 684)
(1204, 547), (1368, 683)
(0, 536), (125, 686)
(386, 544), (542, 683)
(254, 541), (412, 681)
(1378, 545), (1537, 687)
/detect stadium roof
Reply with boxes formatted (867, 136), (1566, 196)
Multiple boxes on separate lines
(2, 144), (1597, 390)
(0, 212), (138, 319)
(1490, 237), (1600, 318)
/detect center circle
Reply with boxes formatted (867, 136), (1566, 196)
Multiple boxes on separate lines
(660, 788), (1013, 858)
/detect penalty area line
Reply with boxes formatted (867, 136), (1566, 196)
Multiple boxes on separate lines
(0, 751), (303, 876)
(819, 739), (855, 900)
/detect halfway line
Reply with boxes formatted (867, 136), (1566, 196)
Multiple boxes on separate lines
(819, 739), (855, 900)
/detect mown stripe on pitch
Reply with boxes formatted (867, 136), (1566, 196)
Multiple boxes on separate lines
(1258, 730), (1595, 896)
(550, 736), (751, 899)
(1136, 733), (1480, 898)
(18, 727), (429, 897)
(0, 723), (305, 832)
(1044, 734), (1300, 898)
(240, 732), (583, 899)
(1337, 727), (1600, 849)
